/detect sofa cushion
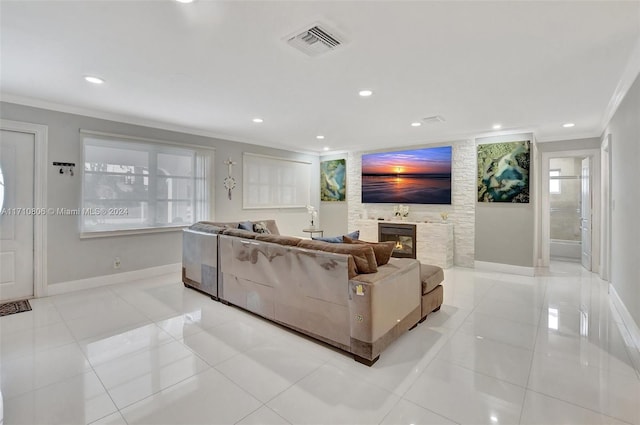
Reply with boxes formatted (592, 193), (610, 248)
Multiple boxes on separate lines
(297, 239), (378, 275)
(255, 234), (302, 246)
(312, 229), (360, 243)
(222, 228), (257, 239)
(343, 236), (395, 266)
(350, 258), (417, 284)
(420, 263), (444, 295)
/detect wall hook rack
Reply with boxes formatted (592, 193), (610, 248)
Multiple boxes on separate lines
(53, 162), (75, 176)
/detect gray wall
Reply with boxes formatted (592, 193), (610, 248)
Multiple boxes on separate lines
(0, 102), (319, 285)
(604, 73), (640, 327)
(319, 153), (348, 237)
(475, 133), (536, 268)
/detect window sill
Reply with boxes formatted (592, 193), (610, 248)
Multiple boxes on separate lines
(80, 225), (189, 239)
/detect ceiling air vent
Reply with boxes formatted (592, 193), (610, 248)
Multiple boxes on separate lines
(423, 115), (446, 124)
(286, 24), (343, 57)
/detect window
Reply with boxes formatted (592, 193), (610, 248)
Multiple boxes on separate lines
(81, 132), (213, 235)
(243, 152), (311, 209)
(549, 169), (561, 194)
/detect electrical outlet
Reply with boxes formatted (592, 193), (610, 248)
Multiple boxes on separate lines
(113, 257), (121, 269)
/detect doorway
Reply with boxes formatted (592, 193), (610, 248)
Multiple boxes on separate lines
(0, 120), (48, 301)
(541, 149), (600, 271)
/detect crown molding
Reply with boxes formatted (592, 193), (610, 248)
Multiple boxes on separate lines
(600, 38), (640, 133)
(0, 93), (320, 157)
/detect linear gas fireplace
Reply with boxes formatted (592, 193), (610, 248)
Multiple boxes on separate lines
(378, 223), (417, 259)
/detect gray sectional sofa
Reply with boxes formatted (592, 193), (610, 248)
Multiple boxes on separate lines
(182, 220), (443, 365)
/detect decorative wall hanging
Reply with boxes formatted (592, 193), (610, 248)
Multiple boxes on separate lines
(477, 140), (530, 203)
(361, 146), (452, 204)
(224, 157), (237, 200)
(320, 159), (346, 202)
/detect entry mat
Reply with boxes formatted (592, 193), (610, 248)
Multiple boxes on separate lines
(0, 299), (32, 317)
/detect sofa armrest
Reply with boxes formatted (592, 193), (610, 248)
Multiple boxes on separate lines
(347, 259), (421, 344)
(182, 229), (219, 297)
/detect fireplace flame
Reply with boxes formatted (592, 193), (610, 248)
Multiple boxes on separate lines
(395, 241), (403, 250)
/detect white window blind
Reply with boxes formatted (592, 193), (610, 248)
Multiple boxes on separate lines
(243, 153), (311, 209)
(81, 132), (213, 234)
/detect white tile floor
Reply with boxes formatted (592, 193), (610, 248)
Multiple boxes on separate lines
(1, 262), (639, 425)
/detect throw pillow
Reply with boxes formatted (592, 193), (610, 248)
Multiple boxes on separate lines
(253, 221), (271, 234)
(343, 236), (395, 266)
(346, 229), (360, 240)
(297, 239), (378, 276)
(238, 221), (254, 231)
(312, 235), (344, 243)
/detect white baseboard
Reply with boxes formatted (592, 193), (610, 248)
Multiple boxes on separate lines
(47, 263), (181, 296)
(609, 284), (640, 358)
(474, 260), (535, 276)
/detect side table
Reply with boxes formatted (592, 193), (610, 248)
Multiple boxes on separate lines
(302, 228), (324, 238)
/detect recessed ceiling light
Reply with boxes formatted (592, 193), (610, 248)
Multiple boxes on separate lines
(411, 122), (422, 127)
(252, 118), (264, 123)
(84, 76), (104, 85)
(358, 90), (373, 97)
(175, 0), (194, 3)
(492, 124), (502, 130)
(323, 147), (330, 151)
(316, 135), (325, 140)
(563, 122), (575, 128)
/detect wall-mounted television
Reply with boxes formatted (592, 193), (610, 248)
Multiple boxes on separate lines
(361, 146), (452, 204)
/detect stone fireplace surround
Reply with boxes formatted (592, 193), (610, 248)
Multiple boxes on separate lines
(356, 219), (454, 268)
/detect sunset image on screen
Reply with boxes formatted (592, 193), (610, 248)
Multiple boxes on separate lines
(361, 146), (452, 204)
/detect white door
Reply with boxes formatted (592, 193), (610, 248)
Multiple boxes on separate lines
(0, 129), (35, 301)
(581, 157), (592, 271)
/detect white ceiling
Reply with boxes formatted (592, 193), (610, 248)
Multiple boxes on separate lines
(1, 1), (639, 153)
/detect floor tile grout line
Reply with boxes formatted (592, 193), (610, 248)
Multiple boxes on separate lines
(91, 344), (206, 393)
(428, 353), (530, 391)
(0, 365), (89, 402)
(70, 294), (128, 425)
(395, 328), (457, 399)
(111, 365), (213, 414)
(217, 352), (328, 421)
(375, 396), (404, 425)
(50, 279), (200, 424)
(517, 272), (548, 425)
(524, 388), (636, 425)
(454, 322), (538, 352)
(232, 404), (292, 425)
(384, 397), (463, 425)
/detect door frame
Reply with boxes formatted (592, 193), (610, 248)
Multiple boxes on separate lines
(1, 119), (48, 298)
(600, 134), (612, 281)
(540, 148), (600, 270)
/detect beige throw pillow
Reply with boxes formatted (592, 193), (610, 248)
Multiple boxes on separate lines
(343, 236), (395, 266)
